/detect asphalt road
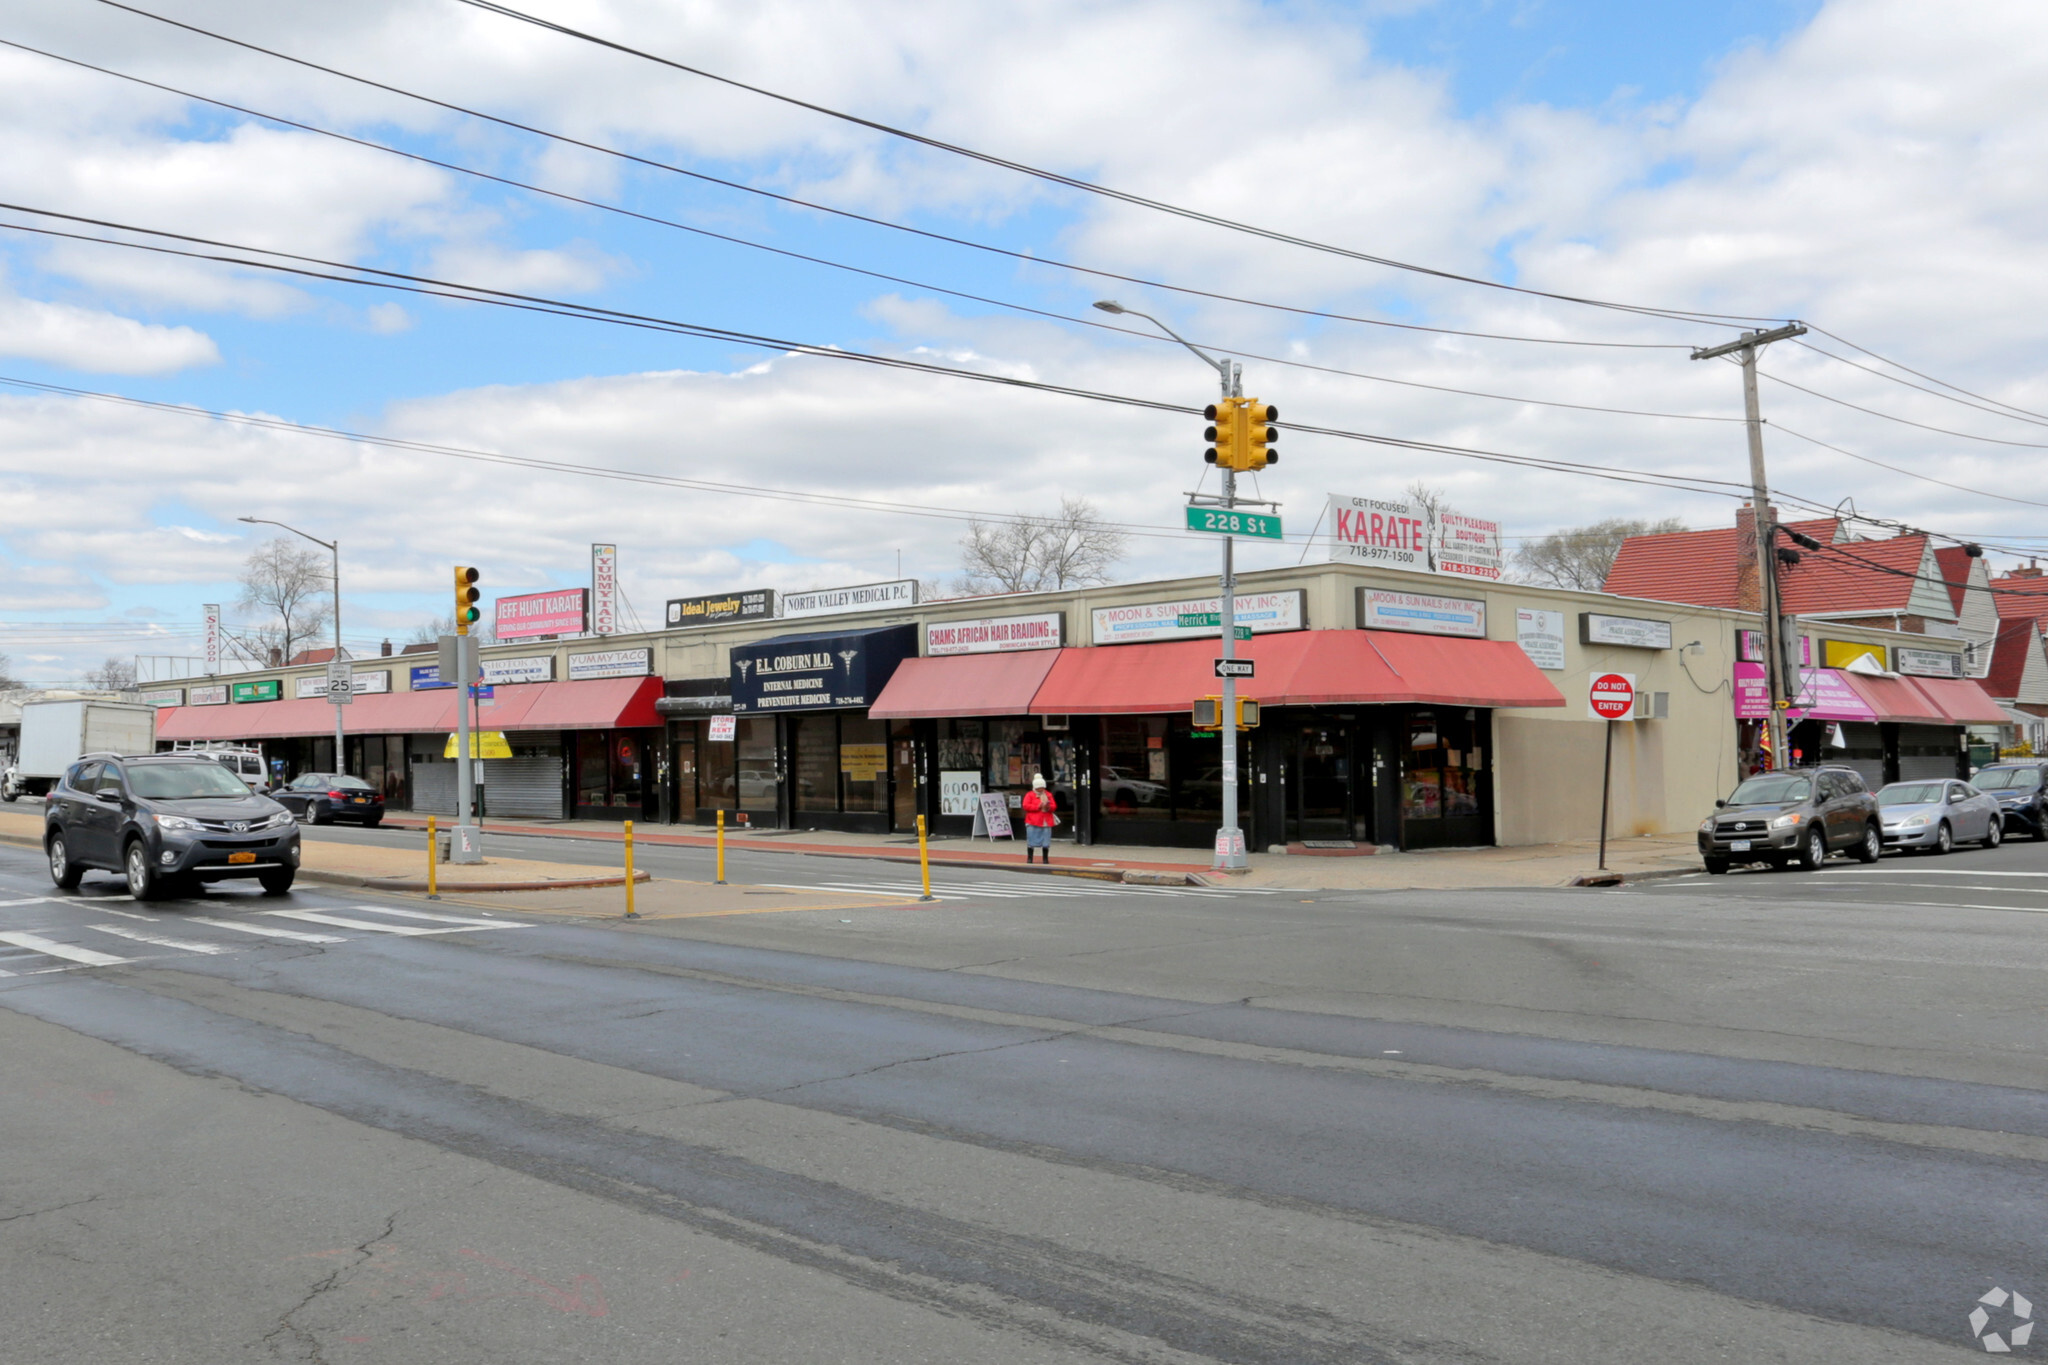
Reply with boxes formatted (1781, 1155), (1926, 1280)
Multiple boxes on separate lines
(0, 826), (2039, 1362)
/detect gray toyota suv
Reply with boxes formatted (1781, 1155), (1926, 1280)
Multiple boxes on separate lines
(1698, 766), (1883, 873)
(44, 754), (301, 900)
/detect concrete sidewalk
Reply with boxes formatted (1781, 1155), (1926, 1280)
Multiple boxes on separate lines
(0, 808), (648, 894)
(373, 812), (1704, 891)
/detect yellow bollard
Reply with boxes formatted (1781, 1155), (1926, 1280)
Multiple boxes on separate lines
(715, 809), (726, 885)
(426, 815), (439, 899)
(623, 820), (638, 918)
(917, 813), (934, 902)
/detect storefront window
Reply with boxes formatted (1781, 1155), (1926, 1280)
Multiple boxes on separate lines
(673, 721), (699, 815)
(841, 716), (889, 814)
(577, 733), (608, 809)
(736, 718), (777, 810)
(891, 722), (919, 828)
(1101, 717), (1170, 821)
(791, 715), (838, 813)
(1403, 710), (1482, 824)
(938, 719), (984, 771)
(609, 733), (644, 809)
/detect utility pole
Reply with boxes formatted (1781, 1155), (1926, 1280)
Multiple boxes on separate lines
(1691, 322), (1807, 770)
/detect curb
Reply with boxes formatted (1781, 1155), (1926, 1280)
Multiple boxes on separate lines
(1567, 865), (1699, 887)
(300, 867), (652, 894)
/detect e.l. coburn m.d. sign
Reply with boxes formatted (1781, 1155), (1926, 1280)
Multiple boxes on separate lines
(729, 625), (915, 713)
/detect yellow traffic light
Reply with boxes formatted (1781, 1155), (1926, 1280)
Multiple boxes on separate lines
(454, 565), (481, 635)
(1204, 399), (1244, 468)
(1193, 696), (1222, 728)
(1242, 401), (1277, 470)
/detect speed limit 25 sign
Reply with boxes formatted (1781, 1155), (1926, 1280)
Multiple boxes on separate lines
(1588, 672), (1636, 721)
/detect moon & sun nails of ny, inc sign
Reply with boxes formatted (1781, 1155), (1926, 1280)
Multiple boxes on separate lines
(925, 612), (1064, 656)
(779, 578), (920, 620)
(1357, 588), (1486, 638)
(667, 588), (777, 628)
(495, 588), (589, 641)
(1091, 591), (1305, 645)
(1325, 492), (1503, 580)
(729, 625), (916, 713)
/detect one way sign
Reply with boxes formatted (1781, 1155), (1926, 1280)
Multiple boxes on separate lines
(1214, 658), (1254, 679)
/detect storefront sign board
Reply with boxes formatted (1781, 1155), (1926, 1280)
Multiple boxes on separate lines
(444, 730), (514, 760)
(231, 679), (281, 703)
(188, 684), (228, 706)
(496, 588), (589, 641)
(971, 792), (1014, 840)
(203, 603), (221, 674)
(939, 770), (982, 815)
(1822, 639), (1888, 671)
(590, 544), (617, 636)
(840, 744), (886, 780)
(1895, 647), (1964, 678)
(296, 675), (332, 699)
(1434, 511), (1503, 580)
(780, 579), (919, 620)
(1737, 628), (1766, 662)
(482, 656), (554, 686)
(1358, 589), (1485, 638)
(136, 688), (184, 706)
(410, 664), (451, 690)
(1092, 590), (1305, 645)
(926, 612), (1063, 655)
(568, 648), (651, 681)
(1732, 661), (1770, 718)
(1326, 494), (1429, 571)
(1515, 608), (1566, 670)
(1786, 669), (1878, 722)
(1580, 612), (1672, 650)
(706, 715), (736, 742)
(350, 670), (390, 695)
(667, 588), (776, 628)
(730, 625), (916, 713)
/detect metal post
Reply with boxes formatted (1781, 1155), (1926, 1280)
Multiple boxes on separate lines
(331, 539), (345, 778)
(1215, 361), (1247, 871)
(715, 808), (726, 885)
(426, 814), (438, 899)
(452, 634), (482, 863)
(1597, 720), (1614, 871)
(1692, 323), (1805, 772)
(917, 813), (934, 901)
(622, 820), (637, 918)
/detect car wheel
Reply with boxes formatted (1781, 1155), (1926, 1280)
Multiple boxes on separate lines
(1852, 822), (1882, 863)
(1985, 819), (2003, 849)
(46, 834), (83, 889)
(1797, 827), (1828, 871)
(1932, 822), (1953, 856)
(258, 869), (295, 895)
(124, 839), (163, 901)
(363, 815), (383, 829)
(2034, 815), (2047, 842)
(311, 802), (333, 826)
(1703, 857), (1729, 875)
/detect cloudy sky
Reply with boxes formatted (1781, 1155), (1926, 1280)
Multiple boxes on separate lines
(3, 0), (2045, 683)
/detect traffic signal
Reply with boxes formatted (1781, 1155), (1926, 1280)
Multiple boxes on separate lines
(1242, 402), (1277, 470)
(454, 565), (481, 635)
(1203, 400), (1241, 468)
(1237, 697), (1260, 728)
(1193, 696), (1222, 728)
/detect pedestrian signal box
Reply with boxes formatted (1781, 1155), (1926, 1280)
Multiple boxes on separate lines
(1193, 696), (1222, 728)
(1238, 697), (1260, 728)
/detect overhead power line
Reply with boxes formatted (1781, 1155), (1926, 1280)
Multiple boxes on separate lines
(1791, 338), (2048, 433)
(86, 1), (1702, 352)
(0, 37), (1742, 428)
(1760, 368), (2048, 451)
(442, 0), (1778, 329)
(1803, 324), (2048, 427)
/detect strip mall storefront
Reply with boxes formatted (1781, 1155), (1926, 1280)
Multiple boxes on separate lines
(153, 674), (664, 820)
(1734, 651), (2005, 786)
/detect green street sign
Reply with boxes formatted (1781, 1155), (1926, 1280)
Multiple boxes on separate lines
(231, 679), (281, 703)
(1175, 613), (1252, 638)
(1185, 506), (1282, 540)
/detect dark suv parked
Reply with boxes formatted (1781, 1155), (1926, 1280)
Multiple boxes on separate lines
(44, 754), (301, 900)
(1698, 766), (1883, 873)
(1969, 761), (2048, 840)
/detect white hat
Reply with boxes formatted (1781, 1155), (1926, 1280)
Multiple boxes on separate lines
(1032, 773), (1048, 789)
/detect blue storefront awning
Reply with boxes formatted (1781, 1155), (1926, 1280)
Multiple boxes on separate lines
(729, 624), (916, 714)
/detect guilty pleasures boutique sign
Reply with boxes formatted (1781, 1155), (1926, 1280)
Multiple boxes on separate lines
(1325, 492), (1503, 580)
(729, 624), (916, 713)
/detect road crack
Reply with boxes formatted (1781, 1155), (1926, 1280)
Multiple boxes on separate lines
(260, 1210), (397, 1363)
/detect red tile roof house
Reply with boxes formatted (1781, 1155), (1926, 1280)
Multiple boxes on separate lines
(1986, 565), (2048, 732)
(1603, 507), (1966, 636)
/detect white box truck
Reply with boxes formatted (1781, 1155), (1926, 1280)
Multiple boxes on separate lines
(2, 699), (157, 801)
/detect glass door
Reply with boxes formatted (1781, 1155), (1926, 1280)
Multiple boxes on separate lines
(1289, 721), (1353, 843)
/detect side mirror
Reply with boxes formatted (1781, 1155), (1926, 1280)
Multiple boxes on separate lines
(95, 789), (121, 803)
(1714, 799), (1726, 808)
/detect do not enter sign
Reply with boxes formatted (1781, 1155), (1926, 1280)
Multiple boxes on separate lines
(1589, 672), (1636, 721)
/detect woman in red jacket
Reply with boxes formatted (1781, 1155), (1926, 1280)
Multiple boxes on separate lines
(1021, 773), (1057, 864)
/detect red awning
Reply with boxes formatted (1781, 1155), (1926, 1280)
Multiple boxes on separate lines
(868, 650), (1063, 718)
(1836, 671), (1938, 723)
(1907, 676), (2008, 725)
(1025, 631), (1565, 715)
(153, 675), (662, 742)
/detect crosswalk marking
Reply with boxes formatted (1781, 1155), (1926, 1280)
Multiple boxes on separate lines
(186, 916), (345, 944)
(0, 931), (128, 967)
(263, 910), (444, 936)
(770, 877), (1270, 901)
(84, 923), (230, 955)
(344, 904), (514, 927)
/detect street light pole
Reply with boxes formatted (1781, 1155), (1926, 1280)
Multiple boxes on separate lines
(239, 516), (346, 776)
(1690, 323), (1806, 771)
(1095, 301), (1249, 871)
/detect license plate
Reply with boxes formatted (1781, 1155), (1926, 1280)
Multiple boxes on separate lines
(352, 796), (369, 803)
(228, 851), (256, 864)
(1730, 840), (1751, 852)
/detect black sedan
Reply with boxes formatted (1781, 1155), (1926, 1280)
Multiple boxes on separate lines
(272, 773), (386, 827)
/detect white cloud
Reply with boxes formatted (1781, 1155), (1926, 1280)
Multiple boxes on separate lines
(0, 290), (218, 374)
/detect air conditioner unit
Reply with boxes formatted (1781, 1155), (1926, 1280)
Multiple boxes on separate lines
(1635, 691), (1670, 721)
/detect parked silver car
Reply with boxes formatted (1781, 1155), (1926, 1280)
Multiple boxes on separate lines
(1875, 779), (2003, 853)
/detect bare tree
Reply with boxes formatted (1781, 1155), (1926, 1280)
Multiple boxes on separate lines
(84, 656), (136, 690)
(1515, 516), (1687, 591)
(408, 614), (493, 646)
(0, 652), (18, 689)
(238, 538), (333, 664)
(958, 496), (1129, 595)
